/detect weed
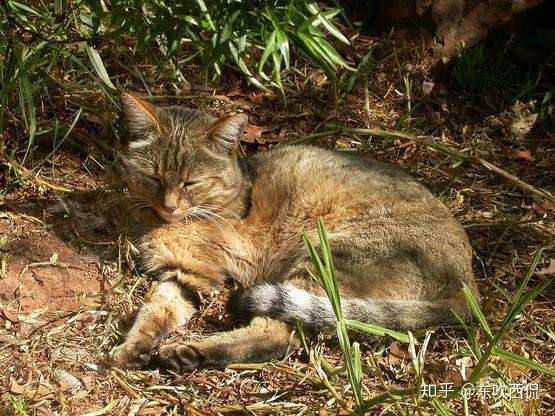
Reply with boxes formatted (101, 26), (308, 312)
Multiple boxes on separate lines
(1, 393), (28, 416)
(305, 219), (553, 414)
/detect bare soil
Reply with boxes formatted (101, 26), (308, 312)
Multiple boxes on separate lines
(0, 216), (103, 314)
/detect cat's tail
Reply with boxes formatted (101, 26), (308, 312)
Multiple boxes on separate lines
(227, 283), (463, 331)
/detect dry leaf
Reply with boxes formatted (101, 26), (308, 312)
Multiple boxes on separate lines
(535, 259), (555, 276)
(79, 374), (95, 390)
(10, 377), (55, 401)
(507, 149), (534, 161)
(447, 192), (464, 208)
(531, 201), (554, 214)
(425, 361), (467, 384)
(309, 70), (327, 86)
(455, 356), (474, 381)
(248, 93), (265, 105)
(18, 307), (48, 324)
(242, 124), (280, 144)
(127, 399), (148, 416)
(81, 401), (116, 416)
(510, 113), (537, 140)
(388, 342), (410, 365)
(36, 406), (55, 416)
(53, 369), (82, 394)
(536, 159), (552, 168)
(243, 124), (263, 141)
(0, 305), (19, 323)
(498, 352), (530, 378)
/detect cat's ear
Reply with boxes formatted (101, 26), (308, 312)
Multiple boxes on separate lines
(121, 92), (161, 137)
(207, 113), (248, 153)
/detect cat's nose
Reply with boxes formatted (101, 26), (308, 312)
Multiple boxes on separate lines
(162, 203), (178, 214)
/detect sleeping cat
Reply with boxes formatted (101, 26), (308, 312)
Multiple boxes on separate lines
(109, 93), (480, 372)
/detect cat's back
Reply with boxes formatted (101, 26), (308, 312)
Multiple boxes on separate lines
(247, 146), (475, 296)
(250, 145), (438, 206)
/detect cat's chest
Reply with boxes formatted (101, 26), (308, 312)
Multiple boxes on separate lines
(218, 215), (307, 285)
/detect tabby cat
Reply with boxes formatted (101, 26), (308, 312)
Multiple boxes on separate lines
(109, 93), (479, 372)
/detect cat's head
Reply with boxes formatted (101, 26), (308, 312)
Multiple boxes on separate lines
(120, 93), (248, 223)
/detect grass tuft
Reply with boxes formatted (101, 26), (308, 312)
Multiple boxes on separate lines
(304, 220), (553, 414)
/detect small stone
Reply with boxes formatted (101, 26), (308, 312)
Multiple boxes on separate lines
(54, 369), (82, 394)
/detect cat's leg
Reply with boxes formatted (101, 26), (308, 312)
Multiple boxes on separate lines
(110, 224), (231, 368)
(109, 279), (196, 368)
(157, 317), (299, 372)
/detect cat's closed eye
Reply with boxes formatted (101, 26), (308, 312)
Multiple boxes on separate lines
(180, 180), (201, 189)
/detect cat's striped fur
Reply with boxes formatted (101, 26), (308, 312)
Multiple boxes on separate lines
(109, 93), (479, 372)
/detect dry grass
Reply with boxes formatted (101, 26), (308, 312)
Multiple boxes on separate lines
(1, 22), (554, 416)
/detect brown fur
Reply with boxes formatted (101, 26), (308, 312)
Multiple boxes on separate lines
(109, 93), (479, 370)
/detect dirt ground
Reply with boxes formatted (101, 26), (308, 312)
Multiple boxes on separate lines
(1, 17), (554, 416)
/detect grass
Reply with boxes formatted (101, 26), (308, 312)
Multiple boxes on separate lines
(1, 393), (27, 416)
(0, 2), (553, 415)
(305, 219), (553, 414)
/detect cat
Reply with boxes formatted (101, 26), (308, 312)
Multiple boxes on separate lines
(109, 92), (480, 372)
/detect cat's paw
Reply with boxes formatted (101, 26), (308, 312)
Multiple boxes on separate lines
(157, 343), (201, 373)
(109, 342), (152, 369)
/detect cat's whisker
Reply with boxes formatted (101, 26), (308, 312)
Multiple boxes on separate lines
(199, 204), (241, 220)
(194, 208), (227, 234)
(194, 208), (231, 236)
(189, 213), (208, 229)
(196, 203), (239, 220)
(194, 206), (241, 240)
(202, 209), (238, 234)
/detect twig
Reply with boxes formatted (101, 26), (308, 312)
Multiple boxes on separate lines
(110, 371), (142, 399)
(217, 402), (305, 413)
(19, 261), (69, 278)
(294, 126), (555, 204)
(316, 373), (351, 412)
(227, 362), (351, 411)
(362, 388), (417, 411)
(366, 351), (407, 415)
(4, 160), (73, 193)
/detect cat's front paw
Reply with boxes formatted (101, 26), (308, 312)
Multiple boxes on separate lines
(157, 343), (201, 373)
(109, 342), (152, 369)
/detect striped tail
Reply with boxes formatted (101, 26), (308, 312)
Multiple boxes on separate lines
(227, 283), (459, 331)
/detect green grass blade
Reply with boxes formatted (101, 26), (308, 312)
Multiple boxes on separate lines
(86, 45), (116, 90)
(352, 341), (363, 392)
(307, 2), (349, 45)
(512, 248), (545, 308)
(294, 319), (310, 356)
(431, 399), (457, 416)
(8, 1), (41, 17)
(462, 283), (492, 340)
(468, 250), (551, 384)
(496, 277), (552, 344)
(294, 32), (334, 74)
(228, 41), (267, 90)
(492, 347), (555, 377)
(305, 222), (363, 413)
(275, 29), (290, 69)
(195, 0), (215, 31)
(259, 29), (277, 72)
(345, 319), (409, 343)
(18, 75), (36, 164)
(35, 107), (82, 169)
